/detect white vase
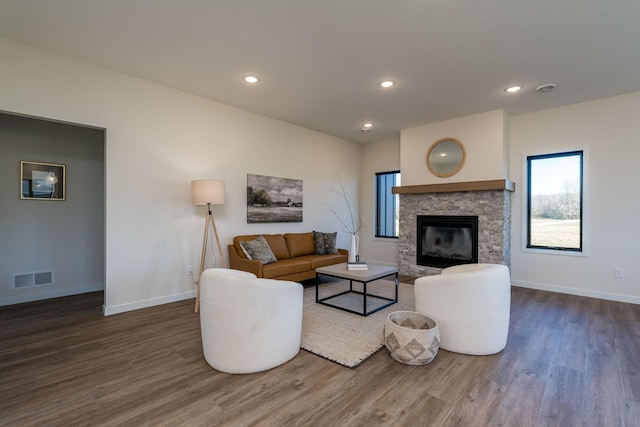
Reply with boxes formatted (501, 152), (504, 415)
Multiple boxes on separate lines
(348, 234), (359, 263)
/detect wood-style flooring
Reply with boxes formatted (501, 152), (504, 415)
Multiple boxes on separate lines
(1, 286), (639, 426)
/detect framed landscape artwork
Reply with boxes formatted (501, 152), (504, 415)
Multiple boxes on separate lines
(20, 161), (66, 201)
(247, 174), (303, 223)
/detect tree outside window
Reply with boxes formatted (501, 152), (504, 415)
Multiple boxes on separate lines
(527, 151), (583, 251)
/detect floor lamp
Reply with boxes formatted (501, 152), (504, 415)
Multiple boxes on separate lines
(192, 179), (226, 313)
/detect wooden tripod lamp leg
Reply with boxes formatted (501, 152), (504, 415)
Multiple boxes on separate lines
(195, 212), (211, 313)
(210, 210), (226, 269)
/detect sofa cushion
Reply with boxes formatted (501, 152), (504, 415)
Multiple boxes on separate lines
(263, 234), (291, 260)
(313, 231), (338, 255)
(296, 253), (348, 269)
(239, 236), (277, 265)
(262, 259), (312, 279)
(284, 232), (315, 257)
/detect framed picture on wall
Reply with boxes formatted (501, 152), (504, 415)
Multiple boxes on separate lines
(20, 161), (66, 200)
(247, 174), (303, 223)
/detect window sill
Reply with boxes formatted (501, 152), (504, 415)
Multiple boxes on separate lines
(372, 236), (399, 242)
(521, 247), (588, 257)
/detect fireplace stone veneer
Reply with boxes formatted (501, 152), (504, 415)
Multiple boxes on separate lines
(398, 189), (511, 279)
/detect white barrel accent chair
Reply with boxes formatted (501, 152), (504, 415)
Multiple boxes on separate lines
(199, 268), (303, 373)
(414, 263), (511, 355)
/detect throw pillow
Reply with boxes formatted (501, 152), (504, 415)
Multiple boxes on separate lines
(313, 231), (326, 255)
(239, 235), (277, 265)
(314, 231), (338, 255)
(322, 232), (338, 254)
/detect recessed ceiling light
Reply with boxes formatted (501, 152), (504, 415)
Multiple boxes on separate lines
(536, 83), (556, 93)
(504, 85), (522, 93)
(379, 81), (395, 88)
(361, 122), (374, 133)
(243, 76), (259, 84)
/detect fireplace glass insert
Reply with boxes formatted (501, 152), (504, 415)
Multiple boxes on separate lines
(417, 215), (478, 268)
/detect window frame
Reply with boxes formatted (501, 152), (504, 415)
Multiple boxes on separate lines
(374, 170), (400, 239)
(524, 149), (587, 255)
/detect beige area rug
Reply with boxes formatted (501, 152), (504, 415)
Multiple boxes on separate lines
(301, 279), (415, 368)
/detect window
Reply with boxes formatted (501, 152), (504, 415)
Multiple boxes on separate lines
(526, 151), (583, 252)
(375, 171), (400, 238)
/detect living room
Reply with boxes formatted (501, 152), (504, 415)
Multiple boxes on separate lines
(1, 1), (639, 424)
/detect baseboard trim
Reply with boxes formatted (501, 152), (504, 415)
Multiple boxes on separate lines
(512, 280), (640, 305)
(0, 283), (105, 307)
(103, 290), (196, 316)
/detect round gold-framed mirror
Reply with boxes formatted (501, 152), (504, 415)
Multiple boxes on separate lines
(426, 137), (466, 177)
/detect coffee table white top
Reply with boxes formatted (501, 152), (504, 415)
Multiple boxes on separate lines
(316, 262), (398, 282)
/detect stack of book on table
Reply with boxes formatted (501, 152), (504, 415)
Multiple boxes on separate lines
(347, 261), (368, 271)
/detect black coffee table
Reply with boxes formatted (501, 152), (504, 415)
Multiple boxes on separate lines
(315, 262), (399, 316)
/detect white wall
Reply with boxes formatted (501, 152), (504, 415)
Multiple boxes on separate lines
(400, 109), (508, 185)
(5, 37), (637, 308)
(0, 38), (363, 314)
(0, 113), (105, 305)
(360, 137), (400, 265)
(510, 91), (640, 304)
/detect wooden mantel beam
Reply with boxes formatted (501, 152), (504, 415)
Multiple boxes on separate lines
(392, 179), (515, 195)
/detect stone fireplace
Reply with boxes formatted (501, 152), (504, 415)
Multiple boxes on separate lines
(394, 179), (514, 279)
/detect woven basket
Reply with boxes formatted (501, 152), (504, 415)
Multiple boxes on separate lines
(384, 311), (440, 365)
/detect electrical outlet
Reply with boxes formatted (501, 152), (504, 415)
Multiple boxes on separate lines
(614, 267), (624, 278)
(186, 265), (193, 275)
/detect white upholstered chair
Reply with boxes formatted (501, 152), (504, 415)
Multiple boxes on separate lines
(414, 263), (511, 355)
(199, 268), (303, 374)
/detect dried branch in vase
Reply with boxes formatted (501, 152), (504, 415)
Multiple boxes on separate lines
(319, 175), (363, 235)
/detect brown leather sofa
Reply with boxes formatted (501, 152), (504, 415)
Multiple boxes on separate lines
(228, 232), (348, 282)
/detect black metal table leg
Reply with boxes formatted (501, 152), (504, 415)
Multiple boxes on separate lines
(315, 271), (399, 316)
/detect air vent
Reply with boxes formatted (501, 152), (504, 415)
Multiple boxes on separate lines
(34, 271), (54, 286)
(12, 270), (54, 289)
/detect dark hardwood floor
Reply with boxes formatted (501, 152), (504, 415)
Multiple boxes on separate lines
(1, 286), (639, 426)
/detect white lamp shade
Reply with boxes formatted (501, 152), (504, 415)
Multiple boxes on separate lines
(192, 179), (225, 205)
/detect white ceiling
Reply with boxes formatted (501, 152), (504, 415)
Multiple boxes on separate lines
(1, 0), (639, 143)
